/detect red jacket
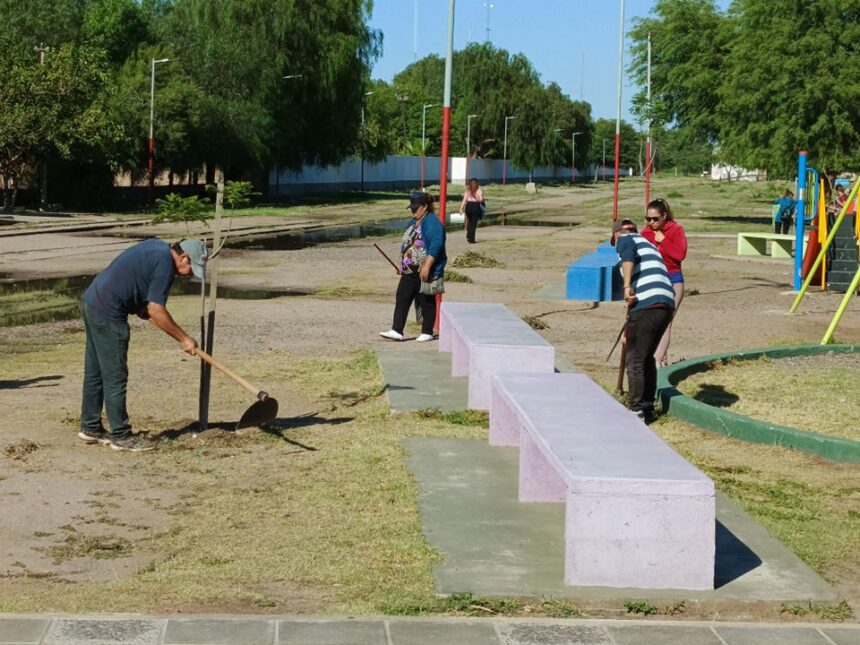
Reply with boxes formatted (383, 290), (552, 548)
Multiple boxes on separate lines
(641, 219), (687, 275)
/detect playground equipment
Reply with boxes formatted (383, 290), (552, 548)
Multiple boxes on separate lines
(790, 171), (860, 343)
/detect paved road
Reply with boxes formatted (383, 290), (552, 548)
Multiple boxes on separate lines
(1, 614), (857, 644)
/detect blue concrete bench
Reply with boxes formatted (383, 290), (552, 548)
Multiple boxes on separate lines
(565, 243), (622, 301)
(438, 302), (555, 410)
(489, 371), (715, 590)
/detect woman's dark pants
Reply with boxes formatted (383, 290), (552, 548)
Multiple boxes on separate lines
(465, 202), (481, 243)
(392, 273), (436, 336)
(625, 306), (673, 414)
(80, 302), (132, 438)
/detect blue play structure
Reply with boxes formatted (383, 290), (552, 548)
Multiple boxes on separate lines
(565, 242), (622, 301)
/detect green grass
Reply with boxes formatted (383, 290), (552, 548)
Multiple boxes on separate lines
(0, 290), (78, 327)
(652, 416), (860, 577)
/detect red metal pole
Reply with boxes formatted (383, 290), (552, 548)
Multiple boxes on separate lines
(436, 0), (456, 335)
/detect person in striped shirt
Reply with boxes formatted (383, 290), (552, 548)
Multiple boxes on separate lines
(611, 218), (676, 423)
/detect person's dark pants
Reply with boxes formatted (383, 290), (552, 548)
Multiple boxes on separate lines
(392, 273), (436, 336)
(80, 302), (132, 438)
(465, 202), (481, 243)
(775, 218), (791, 234)
(625, 306), (673, 414)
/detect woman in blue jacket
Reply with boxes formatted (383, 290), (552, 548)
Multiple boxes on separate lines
(772, 190), (796, 234)
(380, 191), (448, 342)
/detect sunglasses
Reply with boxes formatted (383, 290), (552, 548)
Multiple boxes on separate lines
(645, 215), (664, 222)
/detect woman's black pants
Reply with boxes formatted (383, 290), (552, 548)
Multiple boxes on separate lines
(465, 202), (481, 243)
(392, 273), (436, 335)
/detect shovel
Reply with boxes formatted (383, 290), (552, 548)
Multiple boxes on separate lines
(194, 349), (278, 430)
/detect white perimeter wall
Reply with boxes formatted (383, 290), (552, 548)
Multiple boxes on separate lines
(270, 155), (628, 195)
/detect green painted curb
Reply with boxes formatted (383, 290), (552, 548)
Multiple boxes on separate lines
(657, 344), (860, 464)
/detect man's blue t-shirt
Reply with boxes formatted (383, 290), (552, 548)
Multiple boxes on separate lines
(83, 239), (176, 320)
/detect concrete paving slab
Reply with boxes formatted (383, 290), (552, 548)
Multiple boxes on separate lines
(405, 437), (838, 603)
(0, 618), (49, 644)
(820, 628), (860, 645)
(378, 349), (469, 412)
(713, 626), (832, 644)
(608, 624), (722, 645)
(532, 279), (566, 301)
(498, 623), (612, 644)
(388, 620), (499, 645)
(42, 618), (163, 645)
(164, 619), (273, 645)
(377, 347), (578, 414)
(278, 619), (385, 645)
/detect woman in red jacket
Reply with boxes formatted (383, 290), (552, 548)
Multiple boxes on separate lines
(640, 198), (687, 368)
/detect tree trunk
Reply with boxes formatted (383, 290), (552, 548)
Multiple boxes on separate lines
(2, 174), (9, 212)
(39, 160), (48, 211)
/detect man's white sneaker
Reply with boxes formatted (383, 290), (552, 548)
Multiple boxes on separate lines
(380, 330), (404, 341)
(415, 333), (435, 342)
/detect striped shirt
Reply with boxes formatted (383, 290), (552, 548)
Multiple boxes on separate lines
(616, 233), (675, 313)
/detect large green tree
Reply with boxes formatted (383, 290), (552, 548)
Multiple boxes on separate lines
(628, 0), (727, 144)
(592, 119), (641, 172)
(716, 0), (860, 177)
(384, 44), (592, 168)
(163, 0), (380, 175)
(0, 44), (122, 209)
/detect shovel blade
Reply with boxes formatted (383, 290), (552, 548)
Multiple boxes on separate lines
(236, 397), (279, 430)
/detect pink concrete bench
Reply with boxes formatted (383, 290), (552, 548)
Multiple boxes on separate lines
(438, 302), (555, 410)
(490, 372), (715, 590)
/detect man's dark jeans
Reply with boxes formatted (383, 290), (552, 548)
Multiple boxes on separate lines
(80, 302), (131, 438)
(625, 306), (673, 414)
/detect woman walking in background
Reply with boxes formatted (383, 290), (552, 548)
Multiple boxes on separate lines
(458, 177), (484, 244)
(641, 198), (687, 368)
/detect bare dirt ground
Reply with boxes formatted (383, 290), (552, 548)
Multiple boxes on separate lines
(1, 178), (858, 616)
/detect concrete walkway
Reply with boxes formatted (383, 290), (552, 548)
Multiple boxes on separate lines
(0, 614), (857, 644)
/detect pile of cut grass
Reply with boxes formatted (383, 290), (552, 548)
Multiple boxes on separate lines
(450, 251), (504, 269)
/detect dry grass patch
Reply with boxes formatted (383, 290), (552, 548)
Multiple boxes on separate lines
(451, 251), (505, 269)
(678, 354), (860, 440)
(651, 416), (860, 579)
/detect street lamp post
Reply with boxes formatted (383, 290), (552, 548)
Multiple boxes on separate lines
(421, 102), (437, 189)
(571, 131), (582, 184)
(503, 115), (515, 186)
(361, 91), (374, 192)
(148, 57), (173, 206)
(466, 113), (479, 182)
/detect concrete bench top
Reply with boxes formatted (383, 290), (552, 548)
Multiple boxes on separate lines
(492, 372), (714, 497)
(738, 232), (795, 240)
(443, 302), (552, 348)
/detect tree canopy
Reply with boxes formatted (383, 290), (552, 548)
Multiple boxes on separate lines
(629, 0), (860, 178)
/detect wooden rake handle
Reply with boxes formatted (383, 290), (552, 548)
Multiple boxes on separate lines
(194, 349), (269, 401)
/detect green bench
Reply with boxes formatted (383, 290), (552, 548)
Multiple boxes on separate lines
(737, 232), (802, 258)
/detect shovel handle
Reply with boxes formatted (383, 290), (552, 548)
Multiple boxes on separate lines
(194, 349), (264, 399)
(615, 342), (627, 394)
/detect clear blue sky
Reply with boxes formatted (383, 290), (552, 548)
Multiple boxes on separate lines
(368, 0), (728, 124)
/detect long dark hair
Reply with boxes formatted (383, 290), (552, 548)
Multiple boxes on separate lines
(647, 197), (674, 221)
